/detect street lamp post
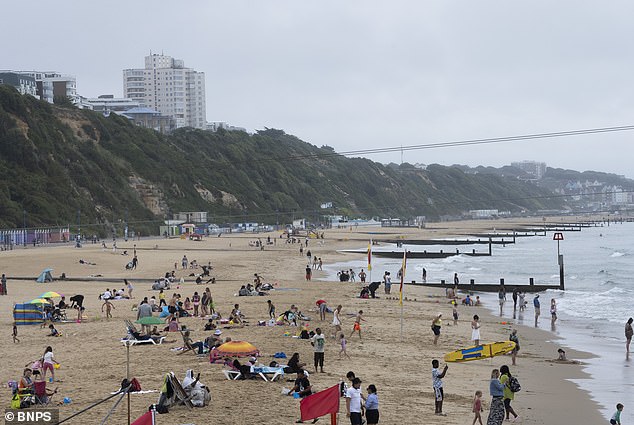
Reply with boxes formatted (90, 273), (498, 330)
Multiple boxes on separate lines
(553, 232), (565, 290)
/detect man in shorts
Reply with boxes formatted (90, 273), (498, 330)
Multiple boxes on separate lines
(432, 359), (448, 416)
(349, 310), (365, 340)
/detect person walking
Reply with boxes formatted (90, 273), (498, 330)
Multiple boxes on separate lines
(486, 369), (505, 425)
(499, 365), (519, 422)
(1, 273), (7, 295)
(472, 390), (484, 425)
(311, 327), (326, 373)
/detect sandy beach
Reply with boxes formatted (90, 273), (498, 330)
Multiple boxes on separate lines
(0, 219), (606, 424)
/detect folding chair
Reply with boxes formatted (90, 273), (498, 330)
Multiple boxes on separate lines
(34, 381), (56, 406)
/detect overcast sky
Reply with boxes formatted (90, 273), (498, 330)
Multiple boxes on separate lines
(3, 1), (634, 177)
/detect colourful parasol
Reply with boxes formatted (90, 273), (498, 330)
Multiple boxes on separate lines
(215, 341), (259, 357)
(39, 291), (63, 298)
(135, 316), (164, 325)
(28, 298), (51, 305)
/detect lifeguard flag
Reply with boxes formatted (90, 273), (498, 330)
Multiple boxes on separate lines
(131, 410), (155, 425)
(300, 384), (340, 422)
(367, 239), (372, 271)
(399, 249), (407, 306)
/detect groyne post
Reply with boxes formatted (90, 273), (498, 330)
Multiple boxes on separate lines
(559, 254), (565, 290)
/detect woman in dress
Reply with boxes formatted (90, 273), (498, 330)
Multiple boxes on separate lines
(486, 369), (505, 425)
(332, 305), (343, 338)
(471, 315), (481, 346)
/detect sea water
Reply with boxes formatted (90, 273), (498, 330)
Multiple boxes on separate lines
(324, 221), (634, 422)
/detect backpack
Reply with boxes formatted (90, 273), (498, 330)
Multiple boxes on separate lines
(508, 376), (521, 393)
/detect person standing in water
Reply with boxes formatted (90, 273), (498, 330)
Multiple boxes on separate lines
(625, 317), (633, 355)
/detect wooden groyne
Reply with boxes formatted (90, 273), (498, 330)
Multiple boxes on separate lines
(403, 277), (562, 293)
(384, 238), (512, 246)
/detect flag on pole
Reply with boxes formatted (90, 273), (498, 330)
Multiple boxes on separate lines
(300, 384), (340, 422)
(131, 409), (155, 425)
(399, 248), (407, 306)
(367, 239), (372, 271)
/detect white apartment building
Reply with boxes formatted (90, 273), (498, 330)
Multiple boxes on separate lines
(511, 161), (547, 180)
(123, 54), (206, 129)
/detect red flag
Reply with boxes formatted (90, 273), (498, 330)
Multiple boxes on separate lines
(300, 384), (340, 421)
(131, 410), (155, 425)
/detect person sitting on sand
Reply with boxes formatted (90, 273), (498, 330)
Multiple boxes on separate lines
(181, 330), (205, 355)
(229, 304), (244, 325)
(204, 319), (216, 331)
(284, 352), (306, 374)
(557, 348), (566, 361)
(47, 324), (60, 337)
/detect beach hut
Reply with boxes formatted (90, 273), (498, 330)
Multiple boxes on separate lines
(13, 303), (44, 325)
(36, 268), (54, 283)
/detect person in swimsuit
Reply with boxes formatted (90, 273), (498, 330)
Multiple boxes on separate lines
(349, 310), (365, 340)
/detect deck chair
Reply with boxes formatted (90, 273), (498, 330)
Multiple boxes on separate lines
(121, 335), (165, 346)
(157, 373), (194, 410)
(33, 381), (57, 406)
(222, 370), (242, 380)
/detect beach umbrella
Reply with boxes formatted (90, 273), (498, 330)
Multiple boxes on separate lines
(28, 298), (51, 305)
(39, 291), (62, 298)
(135, 316), (164, 325)
(216, 341), (259, 358)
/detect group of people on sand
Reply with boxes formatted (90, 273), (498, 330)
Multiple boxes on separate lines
(15, 346), (60, 407)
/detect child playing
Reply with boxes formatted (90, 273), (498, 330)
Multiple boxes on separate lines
(472, 390), (484, 425)
(13, 323), (19, 343)
(267, 300), (276, 319)
(339, 333), (351, 359)
(366, 384), (379, 425)
(610, 403), (623, 425)
(452, 302), (459, 325)
(48, 324), (60, 337)
(349, 310), (365, 340)
(102, 299), (115, 319)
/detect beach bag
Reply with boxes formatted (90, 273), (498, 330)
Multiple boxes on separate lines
(129, 378), (142, 392)
(508, 376), (521, 393)
(11, 393), (21, 409)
